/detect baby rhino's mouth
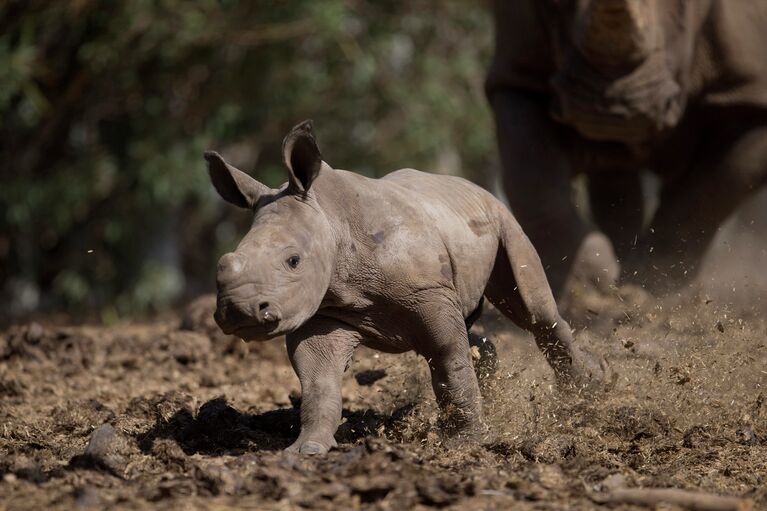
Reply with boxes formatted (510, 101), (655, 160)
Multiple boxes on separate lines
(214, 298), (283, 341)
(231, 323), (279, 342)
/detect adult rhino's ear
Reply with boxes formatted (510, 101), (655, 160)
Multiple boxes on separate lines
(282, 120), (322, 193)
(205, 151), (269, 209)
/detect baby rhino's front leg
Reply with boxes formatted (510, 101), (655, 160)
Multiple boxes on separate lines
(285, 319), (358, 455)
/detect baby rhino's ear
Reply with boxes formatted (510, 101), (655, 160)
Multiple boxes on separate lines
(282, 120), (322, 193)
(205, 151), (270, 209)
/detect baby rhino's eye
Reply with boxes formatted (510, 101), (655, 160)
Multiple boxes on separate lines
(287, 255), (301, 269)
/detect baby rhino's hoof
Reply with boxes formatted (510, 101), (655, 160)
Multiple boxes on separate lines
(438, 420), (490, 450)
(286, 437), (335, 455)
(298, 440), (327, 455)
(561, 346), (615, 391)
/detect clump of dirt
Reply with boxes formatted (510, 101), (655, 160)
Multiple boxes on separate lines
(1, 289), (765, 509)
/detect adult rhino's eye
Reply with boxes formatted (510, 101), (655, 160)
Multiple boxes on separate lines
(287, 255), (301, 269)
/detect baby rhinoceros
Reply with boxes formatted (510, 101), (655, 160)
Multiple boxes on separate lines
(207, 121), (607, 455)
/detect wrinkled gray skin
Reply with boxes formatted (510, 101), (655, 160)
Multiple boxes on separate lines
(488, 0), (767, 297)
(208, 121), (607, 455)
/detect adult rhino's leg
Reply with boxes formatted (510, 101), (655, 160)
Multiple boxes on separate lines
(285, 318), (359, 455)
(491, 90), (603, 299)
(631, 122), (767, 293)
(588, 170), (645, 261)
(415, 295), (485, 436)
(484, 207), (610, 387)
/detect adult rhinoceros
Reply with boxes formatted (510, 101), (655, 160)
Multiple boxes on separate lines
(487, 0), (767, 297)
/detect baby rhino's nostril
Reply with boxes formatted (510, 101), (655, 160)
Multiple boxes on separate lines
(259, 302), (280, 323)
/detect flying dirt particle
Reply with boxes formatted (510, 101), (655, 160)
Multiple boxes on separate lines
(716, 321), (725, 333)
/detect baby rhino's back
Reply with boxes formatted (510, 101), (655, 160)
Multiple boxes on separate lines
(382, 169), (503, 316)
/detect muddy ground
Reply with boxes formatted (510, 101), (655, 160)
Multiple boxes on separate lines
(1, 285), (766, 510)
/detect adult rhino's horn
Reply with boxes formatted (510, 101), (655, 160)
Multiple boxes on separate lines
(577, 0), (654, 66)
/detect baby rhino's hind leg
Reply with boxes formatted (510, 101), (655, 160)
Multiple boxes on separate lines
(414, 296), (486, 438)
(485, 211), (610, 387)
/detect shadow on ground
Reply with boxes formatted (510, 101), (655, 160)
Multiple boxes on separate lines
(136, 396), (419, 456)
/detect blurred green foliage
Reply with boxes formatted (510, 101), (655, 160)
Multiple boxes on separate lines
(0, 0), (493, 318)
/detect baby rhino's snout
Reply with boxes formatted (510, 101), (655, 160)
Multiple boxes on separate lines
(214, 252), (282, 338)
(217, 252), (246, 284)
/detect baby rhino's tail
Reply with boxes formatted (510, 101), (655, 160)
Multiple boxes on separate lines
(483, 205), (576, 377)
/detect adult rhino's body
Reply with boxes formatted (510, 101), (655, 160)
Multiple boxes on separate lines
(488, 0), (767, 297)
(208, 121), (605, 455)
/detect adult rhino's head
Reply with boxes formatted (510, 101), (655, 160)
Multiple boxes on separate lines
(207, 121), (335, 341)
(548, 0), (688, 142)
